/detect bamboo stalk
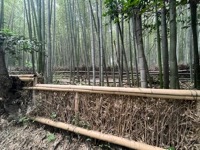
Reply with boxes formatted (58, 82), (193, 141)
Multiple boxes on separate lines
(32, 117), (165, 150)
(34, 84), (200, 97)
(74, 92), (79, 115)
(24, 83), (200, 100)
(24, 86), (200, 100)
(10, 74), (35, 77)
(18, 77), (34, 82)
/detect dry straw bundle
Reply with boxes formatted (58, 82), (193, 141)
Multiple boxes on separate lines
(29, 90), (200, 149)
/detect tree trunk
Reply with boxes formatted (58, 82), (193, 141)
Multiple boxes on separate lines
(0, 43), (11, 100)
(190, 1), (200, 89)
(90, 3), (96, 86)
(155, 0), (163, 88)
(131, 17), (139, 87)
(110, 19), (116, 86)
(169, 0), (179, 89)
(46, 0), (53, 83)
(116, 24), (122, 86)
(0, 0), (4, 30)
(117, 21), (130, 86)
(161, 1), (169, 89)
(134, 13), (148, 88)
(129, 19), (134, 87)
(99, 0), (104, 86)
(0, 0), (12, 101)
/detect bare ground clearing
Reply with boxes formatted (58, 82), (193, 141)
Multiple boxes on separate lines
(0, 116), (128, 150)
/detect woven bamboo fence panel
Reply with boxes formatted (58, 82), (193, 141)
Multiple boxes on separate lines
(27, 89), (200, 149)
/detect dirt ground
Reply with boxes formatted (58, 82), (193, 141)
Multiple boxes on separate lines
(0, 116), (128, 150)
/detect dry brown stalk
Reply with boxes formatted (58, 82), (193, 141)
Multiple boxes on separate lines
(25, 85), (200, 100)
(32, 116), (165, 150)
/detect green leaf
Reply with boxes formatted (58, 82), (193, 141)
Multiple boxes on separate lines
(50, 112), (57, 119)
(47, 133), (56, 142)
(168, 147), (175, 150)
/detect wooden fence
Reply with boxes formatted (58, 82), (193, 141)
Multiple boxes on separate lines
(20, 74), (200, 150)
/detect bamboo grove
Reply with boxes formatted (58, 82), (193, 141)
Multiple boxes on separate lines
(0, 0), (200, 89)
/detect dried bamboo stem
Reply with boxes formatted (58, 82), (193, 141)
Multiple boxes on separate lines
(18, 77), (34, 82)
(35, 84), (200, 97)
(10, 74), (35, 77)
(24, 86), (200, 100)
(74, 92), (79, 115)
(32, 117), (165, 150)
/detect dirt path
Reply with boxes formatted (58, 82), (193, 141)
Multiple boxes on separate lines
(0, 118), (103, 150)
(0, 118), (127, 150)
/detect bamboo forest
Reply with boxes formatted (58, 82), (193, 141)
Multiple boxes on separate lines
(0, 0), (200, 150)
(0, 0), (198, 89)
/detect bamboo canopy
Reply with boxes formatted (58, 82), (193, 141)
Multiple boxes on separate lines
(32, 117), (165, 150)
(24, 84), (200, 100)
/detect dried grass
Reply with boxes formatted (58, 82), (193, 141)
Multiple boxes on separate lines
(30, 91), (200, 149)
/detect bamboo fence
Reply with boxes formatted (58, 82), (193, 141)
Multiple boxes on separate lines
(23, 77), (200, 149)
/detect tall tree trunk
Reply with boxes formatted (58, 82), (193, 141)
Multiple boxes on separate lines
(161, 0), (169, 89)
(155, 0), (163, 88)
(99, 0), (104, 86)
(117, 21), (130, 86)
(190, 1), (200, 89)
(134, 13), (148, 88)
(0, 0), (4, 30)
(46, 0), (53, 83)
(52, 0), (56, 76)
(0, 41), (11, 99)
(0, 0), (12, 105)
(129, 20), (134, 86)
(110, 19), (116, 86)
(89, 0), (96, 86)
(131, 17), (139, 87)
(24, 0), (35, 73)
(37, 0), (44, 74)
(116, 24), (122, 86)
(169, 0), (179, 89)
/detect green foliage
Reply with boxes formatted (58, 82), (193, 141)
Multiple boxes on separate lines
(46, 132), (56, 142)
(72, 115), (91, 129)
(25, 60), (33, 68)
(18, 116), (30, 125)
(50, 112), (57, 119)
(0, 28), (13, 37)
(0, 28), (40, 61)
(98, 143), (111, 150)
(104, 0), (190, 24)
(104, 0), (157, 23)
(168, 147), (175, 150)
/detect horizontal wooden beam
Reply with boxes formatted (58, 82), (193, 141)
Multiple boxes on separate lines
(10, 74), (36, 77)
(18, 77), (34, 82)
(24, 84), (200, 100)
(32, 117), (165, 150)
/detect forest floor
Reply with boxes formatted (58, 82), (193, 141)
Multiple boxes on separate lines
(0, 115), (128, 150)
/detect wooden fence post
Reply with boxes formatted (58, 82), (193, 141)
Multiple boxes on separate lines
(197, 101), (200, 146)
(74, 92), (80, 125)
(74, 92), (79, 115)
(32, 75), (37, 105)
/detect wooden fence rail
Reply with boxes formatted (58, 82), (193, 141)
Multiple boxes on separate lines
(25, 84), (200, 100)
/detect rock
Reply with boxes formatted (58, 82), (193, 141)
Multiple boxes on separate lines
(0, 118), (9, 129)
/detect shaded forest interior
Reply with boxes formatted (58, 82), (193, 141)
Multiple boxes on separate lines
(0, 0), (199, 89)
(0, 1), (200, 150)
